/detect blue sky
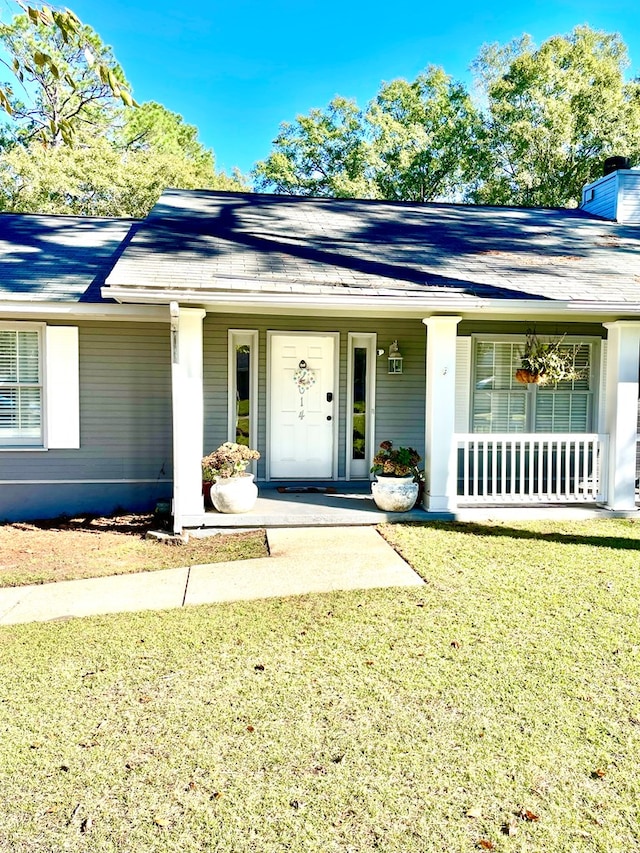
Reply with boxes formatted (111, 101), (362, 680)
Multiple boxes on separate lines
(34, 0), (640, 177)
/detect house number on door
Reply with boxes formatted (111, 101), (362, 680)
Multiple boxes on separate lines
(293, 361), (316, 420)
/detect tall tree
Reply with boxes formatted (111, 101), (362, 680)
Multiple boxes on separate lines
(366, 66), (483, 201)
(0, 6), (133, 143)
(0, 14), (246, 217)
(253, 72), (481, 202)
(121, 101), (212, 161)
(472, 26), (640, 207)
(253, 96), (373, 197)
(0, 12), (127, 145)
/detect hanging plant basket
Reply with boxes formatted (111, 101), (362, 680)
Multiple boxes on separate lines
(516, 331), (583, 386)
(515, 368), (544, 385)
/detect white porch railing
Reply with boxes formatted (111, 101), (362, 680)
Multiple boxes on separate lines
(456, 433), (608, 504)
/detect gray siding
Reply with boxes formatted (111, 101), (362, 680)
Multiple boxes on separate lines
(203, 314), (426, 479)
(0, 321), (172, 520)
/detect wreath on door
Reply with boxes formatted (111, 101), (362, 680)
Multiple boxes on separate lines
(293, 360), (316, 419)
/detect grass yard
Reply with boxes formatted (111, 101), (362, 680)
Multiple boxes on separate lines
(0, 519), (639, 851)
(0, 515), (267, 587)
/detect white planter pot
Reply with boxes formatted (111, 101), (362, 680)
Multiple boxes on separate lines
(371, 475), (419, 512)
(210, 473), (258, 514)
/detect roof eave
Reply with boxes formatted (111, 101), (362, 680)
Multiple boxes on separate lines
(101, 285), (640, 322)
(0, 300), (169, 322)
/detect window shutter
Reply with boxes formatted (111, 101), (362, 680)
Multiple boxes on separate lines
(45, 326), (80, 449)
(598, 340), (607, 434)
(455, 337), (471, 432)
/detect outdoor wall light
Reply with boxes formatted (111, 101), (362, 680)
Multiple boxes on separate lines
(169, 300), (180, 364)
(388, 340), (403, 374)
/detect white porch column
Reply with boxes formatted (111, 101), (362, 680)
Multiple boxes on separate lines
(423, 316), (462, 512)
(603, 321), (640, 511)
(171, 304), (207, 533)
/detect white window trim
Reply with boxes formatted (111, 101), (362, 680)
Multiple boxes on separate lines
(470, 334), (601, 434)
(346, 332), (377, 480)
(0, 321), (46, 449)
(227, 329), (259, 464)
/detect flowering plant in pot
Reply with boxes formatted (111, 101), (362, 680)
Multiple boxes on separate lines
(370, 441), (421, 478)
(202, 442), (260, 513)
(202, 442), (260, 480)
(370, 441), (422, 512)
(515, 331), (583, 385)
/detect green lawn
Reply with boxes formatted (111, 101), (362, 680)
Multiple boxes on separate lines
(1, 520), (639, 852)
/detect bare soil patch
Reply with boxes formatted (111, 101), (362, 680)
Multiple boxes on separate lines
(0, 514), (267, 587)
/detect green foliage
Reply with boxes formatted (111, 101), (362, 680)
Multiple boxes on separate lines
(0, 11), (246, 217)
(121, 101), (211, 162)
(367, 67), (483, 201)
(255, 26), (640, 208)
(0, 10), (133, 145)
(370, 440), (421, 477)
(472, 26), (640, 207)
(253, 96), (373, 197)
(0, 131), (247, 218)
(2, 519), (640, 850)
(517, 331), (584, 384)
(254, 76), (482, 201)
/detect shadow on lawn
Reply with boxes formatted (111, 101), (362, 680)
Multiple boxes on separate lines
(409, 521), (640, 552)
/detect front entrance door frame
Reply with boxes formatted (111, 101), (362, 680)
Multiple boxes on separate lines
(266, 330), (340, 481)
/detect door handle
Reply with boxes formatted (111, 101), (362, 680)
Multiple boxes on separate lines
(327, 415), (332, 421)
(326, 392), (333, 402)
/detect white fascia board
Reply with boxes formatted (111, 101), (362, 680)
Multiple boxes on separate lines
(102, 285), (640, 322)
(0, 301), (169, 323)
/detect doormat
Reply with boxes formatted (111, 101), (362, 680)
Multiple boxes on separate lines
(276, 486), (337, 494)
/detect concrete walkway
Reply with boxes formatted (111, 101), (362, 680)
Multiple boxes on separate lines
(0, 527), (424, 626)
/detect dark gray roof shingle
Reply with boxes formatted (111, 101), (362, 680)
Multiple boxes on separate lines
(0, 213), (137, 302)
(105, 190), (640, 306)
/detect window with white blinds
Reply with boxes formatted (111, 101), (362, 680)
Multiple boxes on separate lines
(0, 327), (43, 445)
(534, 343), (592, 431)
(472, 339), (593, 433)
(472, 341), (527, 433)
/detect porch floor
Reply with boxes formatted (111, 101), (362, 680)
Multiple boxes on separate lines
(189, 483), (639, 529)
(197, 483), (433, 528)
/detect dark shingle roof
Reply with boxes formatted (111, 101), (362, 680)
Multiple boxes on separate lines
(105, 189), (640, 306)
(0, 213), (137, 302)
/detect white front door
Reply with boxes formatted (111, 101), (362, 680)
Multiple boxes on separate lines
(269, 333), (337, 478)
